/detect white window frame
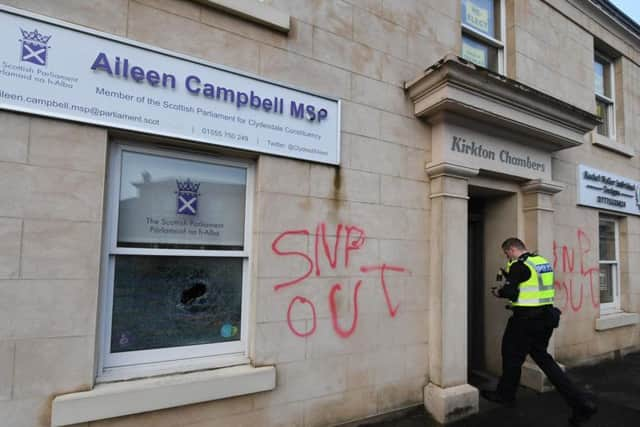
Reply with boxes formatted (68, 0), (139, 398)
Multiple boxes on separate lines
(97, 141), (254, 382)
(594, 51), (616, 139)
(599, 215), (620, 314)
(460, 0), (506, 74)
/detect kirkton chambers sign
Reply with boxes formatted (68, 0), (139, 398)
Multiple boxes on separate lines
(0, 7), (341, 164)
(451, 135), (547, 172)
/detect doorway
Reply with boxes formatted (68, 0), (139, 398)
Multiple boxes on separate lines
(467, 186), (518, 387)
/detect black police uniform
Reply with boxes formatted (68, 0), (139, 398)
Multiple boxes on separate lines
(484, 252), (597, 426)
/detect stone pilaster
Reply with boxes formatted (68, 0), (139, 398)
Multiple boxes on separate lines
(424, 161), (479, 424)
(519, 179), (565, 391)
(521, 179), (564, 258)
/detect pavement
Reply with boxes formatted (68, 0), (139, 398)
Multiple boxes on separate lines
(356, 351), (640, 427)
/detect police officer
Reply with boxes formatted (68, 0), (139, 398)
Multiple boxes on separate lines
(480, 237), (597, 426)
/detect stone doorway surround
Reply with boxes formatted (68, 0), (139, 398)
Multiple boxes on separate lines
(404, 55), (600, 424)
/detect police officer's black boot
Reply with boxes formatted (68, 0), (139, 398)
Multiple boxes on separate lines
(568, 399), (597, 426)
(479, 390), (516, 408)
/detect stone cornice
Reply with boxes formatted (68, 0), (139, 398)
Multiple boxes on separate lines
(405, 55), (601, 152)
(583, 0), (640, 47)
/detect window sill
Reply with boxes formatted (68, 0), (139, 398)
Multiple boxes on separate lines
(591, 132), (635, 157)
(51, 365), (276, 427)
(193, 0), (290, 33)
(595, 311), (640, 331)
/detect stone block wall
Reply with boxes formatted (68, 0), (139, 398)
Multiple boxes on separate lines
(0, 111), (107, 427)
(507, 0), (595, 112)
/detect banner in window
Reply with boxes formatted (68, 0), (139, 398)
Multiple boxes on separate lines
(463, 0), (494, 37)
(462, 37), (489, 68)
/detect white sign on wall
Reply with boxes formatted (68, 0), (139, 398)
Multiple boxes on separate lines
(0, 8), (341, 164)
(578, 165), (640, 216)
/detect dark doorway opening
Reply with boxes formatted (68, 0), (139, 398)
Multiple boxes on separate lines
(467, 196), (486, 386)
(467, 185), (517, 389)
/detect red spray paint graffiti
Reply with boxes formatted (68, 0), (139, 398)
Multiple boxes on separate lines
(272, 223), (410, 338)
(553, 229), (599, 312)
(329, 280), (363, 338)
(360, 264), (408, 317)
(286, 296), (317, 337)
(272, 229), (313, 291)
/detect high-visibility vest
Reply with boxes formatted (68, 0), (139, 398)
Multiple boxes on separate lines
(505, 255), (555, 307)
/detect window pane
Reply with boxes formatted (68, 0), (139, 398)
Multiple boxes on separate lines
(461, 0), (496, 38)
(594, 59), (605, 96)
(462, 35), (498, 71)
(111, 256), (243, 353)
(594, 56), (612, 98)
(599, 219), (616, 260)
(595, 99), (611, 137)
(599, 263), (614, 304)
(117, 150), (246, 250)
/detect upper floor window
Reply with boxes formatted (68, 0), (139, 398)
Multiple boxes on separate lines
(594, 52), (615, 138)
(461, 0), (504, 73)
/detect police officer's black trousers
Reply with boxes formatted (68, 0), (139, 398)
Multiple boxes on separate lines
(496, 314), (586, 408)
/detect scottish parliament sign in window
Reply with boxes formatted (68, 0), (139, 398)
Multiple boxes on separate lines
(98, 142), (253, 380)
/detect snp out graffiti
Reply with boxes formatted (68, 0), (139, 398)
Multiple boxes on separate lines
(270, 222), (411, 338)
(553, 229), (600, 312)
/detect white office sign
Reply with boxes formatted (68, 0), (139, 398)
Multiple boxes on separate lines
(578, 165), (640, 216)
(0, 8), (341, 164)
